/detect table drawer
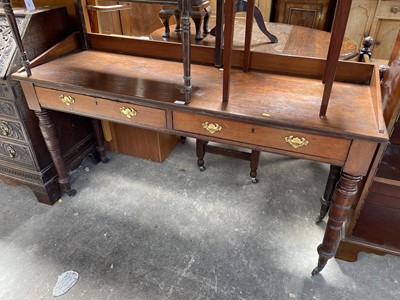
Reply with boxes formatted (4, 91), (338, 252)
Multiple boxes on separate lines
(377, 1), (400, 17)
(35, 87), (167, 129)
(173, 112), (351, 161)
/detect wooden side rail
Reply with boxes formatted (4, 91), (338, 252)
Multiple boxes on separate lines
(86, 4), (131, 12)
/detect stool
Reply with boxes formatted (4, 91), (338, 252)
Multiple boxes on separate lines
(196, 140), (261, 183)
(159, 0), (211, 40)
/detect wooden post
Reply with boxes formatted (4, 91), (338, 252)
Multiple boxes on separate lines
(214, 0), (224, 67)
(243, 0), (255, 72)
(180, 0), (192, 102)
(319, 0), (352, 117)
(223, 0), (236, 102)
(1, 0), (32, 76)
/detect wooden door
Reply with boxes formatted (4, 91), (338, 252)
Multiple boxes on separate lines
(370, 0), (400, 61)
(344, 0), (378, 48)
(371, 19), (400, 60)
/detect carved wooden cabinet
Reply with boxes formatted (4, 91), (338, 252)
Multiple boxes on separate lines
(0, 7), (94, 205)
(273, 0), (335, 31)
(345, 0), (400, 61)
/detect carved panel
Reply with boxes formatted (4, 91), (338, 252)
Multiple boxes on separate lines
(0, 14), (25, 79)
(0, 82), (14, 99)
(0, 99), (18, 118)
(0, 163), (41, 182)
(0, 141), (35, 166)
(0, 118), (25, 141)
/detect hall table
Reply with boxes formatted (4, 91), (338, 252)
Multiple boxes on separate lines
(5, 1), (388, 274)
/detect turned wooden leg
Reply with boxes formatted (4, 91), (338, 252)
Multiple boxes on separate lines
(312, 172), (362, 276)
(316, 165), (342, 223)
(35, 109), (76, 197)
(90, 119), (109, 163)
(250, 150), (260, 183)
(196, 139), (207, 171)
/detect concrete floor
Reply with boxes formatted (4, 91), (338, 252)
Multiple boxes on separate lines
(0, 138), (399, 300)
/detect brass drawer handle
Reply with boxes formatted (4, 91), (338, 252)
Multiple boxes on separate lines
(6, 145), (16, 158)
(59, 95), (75, 106)
(202, 122), (222, 134)
(285, 135), (309, 148)
(391, 6), (399, 13)
(120, 106), (137, 118)
(0, 122), (10, 136)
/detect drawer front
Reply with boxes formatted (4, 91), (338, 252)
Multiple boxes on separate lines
(0, 118), (26, 141)
(0, 99), (18, 118)
(35, 87), (167, 129)
(378, 1), (400, 17)
(173, 112), (351, 162)
(0, 140), (35, 167)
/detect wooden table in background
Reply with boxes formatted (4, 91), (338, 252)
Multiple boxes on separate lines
(150, 19), (359, 60)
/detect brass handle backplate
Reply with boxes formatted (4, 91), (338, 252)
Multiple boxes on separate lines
(59, 95), (75, 106)
(7, 145), (16, 158)
(202, 122), (222, 134)
(285, 135), (309, 148)
(391, 6), (399, 13)
(120, 106), (137, 118)
(0, 122), (10, 136)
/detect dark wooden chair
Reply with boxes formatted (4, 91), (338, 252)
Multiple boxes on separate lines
(159, 0), (211, 40)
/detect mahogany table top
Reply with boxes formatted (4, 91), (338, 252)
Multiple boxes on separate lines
(17, 49), (383, 141)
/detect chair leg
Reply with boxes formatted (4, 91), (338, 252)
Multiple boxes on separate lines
(192, 15), (204, 40)
(159, 10), (172, 38)
(203, 6), (211, 34)
(250, 150), (260, 183)
(173, 11), (181, 32)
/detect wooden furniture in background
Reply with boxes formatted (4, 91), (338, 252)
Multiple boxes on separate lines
(345, 0), (400, 62)
(335, 32), (400, 261)
(105, 123), (180, 162)
(86, 0), (164, 36)
(273, 0), (335, 31)
(207, 0), (273, 22)
(0, 7), (95, 204)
